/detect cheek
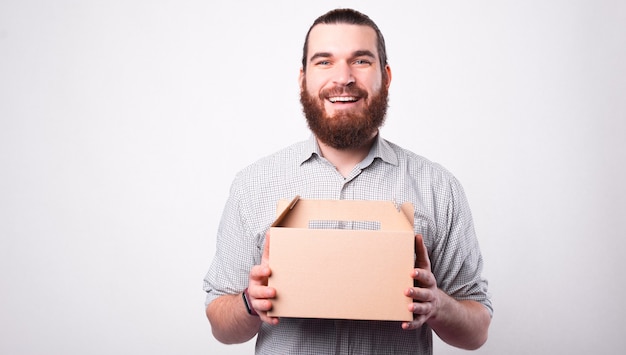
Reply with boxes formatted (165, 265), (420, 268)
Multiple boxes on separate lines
(304, 79), (324, 96)
(304, 71), (332, 94)
(365, 75), (384, 93)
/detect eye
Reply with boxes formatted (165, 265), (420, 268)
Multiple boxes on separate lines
(315, 60), (331, 66)
(354, 59), (372, 66)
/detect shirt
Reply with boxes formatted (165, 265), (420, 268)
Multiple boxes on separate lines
(203, 134), (492, 354)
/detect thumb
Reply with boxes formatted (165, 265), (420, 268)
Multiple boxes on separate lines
(414, 234), (431, 271)
(261, 231), (270, 265)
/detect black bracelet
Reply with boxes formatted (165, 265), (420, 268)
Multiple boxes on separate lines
(242, 287), (258, 316)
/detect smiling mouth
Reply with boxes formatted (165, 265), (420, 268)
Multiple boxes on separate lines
(328, 96), (359, 103)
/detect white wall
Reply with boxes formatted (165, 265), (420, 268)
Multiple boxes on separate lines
(1, 1), (624, 354)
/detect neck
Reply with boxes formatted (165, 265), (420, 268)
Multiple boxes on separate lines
(316, 133), (377, 177)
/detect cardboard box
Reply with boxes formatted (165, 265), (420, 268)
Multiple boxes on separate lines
(267, 196), (415, 321)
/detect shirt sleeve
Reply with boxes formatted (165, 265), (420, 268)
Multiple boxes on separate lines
(430, 175), (493, 316)
(202, 175), (264, 306)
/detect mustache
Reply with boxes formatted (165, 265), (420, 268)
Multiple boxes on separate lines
(319, 85), (368, 100)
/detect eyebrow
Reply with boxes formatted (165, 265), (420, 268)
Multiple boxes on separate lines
(309, 52), (332, 63)
(309, 50), (377, 63)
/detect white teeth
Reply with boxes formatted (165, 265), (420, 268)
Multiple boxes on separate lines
(329, 96), (357, 103)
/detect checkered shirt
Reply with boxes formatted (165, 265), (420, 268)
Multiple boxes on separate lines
(203, 134), (492, 354)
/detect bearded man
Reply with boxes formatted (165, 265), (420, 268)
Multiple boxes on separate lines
(203, 8), (492, 355)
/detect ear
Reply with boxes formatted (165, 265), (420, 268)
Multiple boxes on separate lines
(298, 67), (305, 89)
(384, 65), (392, 89)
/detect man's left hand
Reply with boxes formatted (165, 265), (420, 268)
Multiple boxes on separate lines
(402, 234), (441, 330)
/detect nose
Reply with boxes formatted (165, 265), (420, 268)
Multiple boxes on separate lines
(332, 61), (355, 86)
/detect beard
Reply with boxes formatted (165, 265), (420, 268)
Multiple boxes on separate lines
(300, 79), (389, 150)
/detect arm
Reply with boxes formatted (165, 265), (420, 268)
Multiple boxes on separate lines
(206, 293), (262, 344)
(402, 234), (491, 350)
(206, 234), (279, 344)
(424, 293), (491, 350)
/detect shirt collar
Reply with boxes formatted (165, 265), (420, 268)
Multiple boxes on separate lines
(299, 134), (399, 167)
(298, 135), (320, 164)
(360, 133), (399, 168)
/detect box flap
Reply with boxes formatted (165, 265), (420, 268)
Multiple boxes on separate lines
(273, 198), (414, 231)
(271, 195), (301, 227)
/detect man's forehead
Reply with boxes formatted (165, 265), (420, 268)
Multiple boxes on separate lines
(307, 23), (378, 58)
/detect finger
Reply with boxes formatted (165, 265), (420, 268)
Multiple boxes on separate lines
(410, 300), (434, 315)
(406, 285), (434, 302)
(252, 297), (274, 313)
(401, 315), (427, 330)
(252, 294), (280, 326)
(260, 313), (280, 325)
(249, 263), (269, 281)
(414, 234), (431, 271)
(411, 268), (436, 288)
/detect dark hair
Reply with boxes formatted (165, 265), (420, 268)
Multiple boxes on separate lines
(301, 8), (388, 79)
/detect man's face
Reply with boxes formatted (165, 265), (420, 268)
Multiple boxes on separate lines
(300, 24), (392, 150)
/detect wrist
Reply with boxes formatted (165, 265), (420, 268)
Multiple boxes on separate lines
(242, 287), (259, 316)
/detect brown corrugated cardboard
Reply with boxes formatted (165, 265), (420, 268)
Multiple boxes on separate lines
(267, 197), (415, 321)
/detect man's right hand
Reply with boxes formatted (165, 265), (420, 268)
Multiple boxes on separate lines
(247, 232), (279, 325)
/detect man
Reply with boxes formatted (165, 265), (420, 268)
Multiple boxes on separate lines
(204, 8), (492, 354)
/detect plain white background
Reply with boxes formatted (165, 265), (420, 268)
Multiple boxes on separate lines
(1, 1), (625, 354)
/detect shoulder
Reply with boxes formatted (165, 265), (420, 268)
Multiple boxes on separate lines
(383, 138), (459, 185)
(227, 139), (309, 194)
(238, 140), (308, 175)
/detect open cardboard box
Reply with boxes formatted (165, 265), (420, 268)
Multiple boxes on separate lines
(267, 196), (415, 321)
